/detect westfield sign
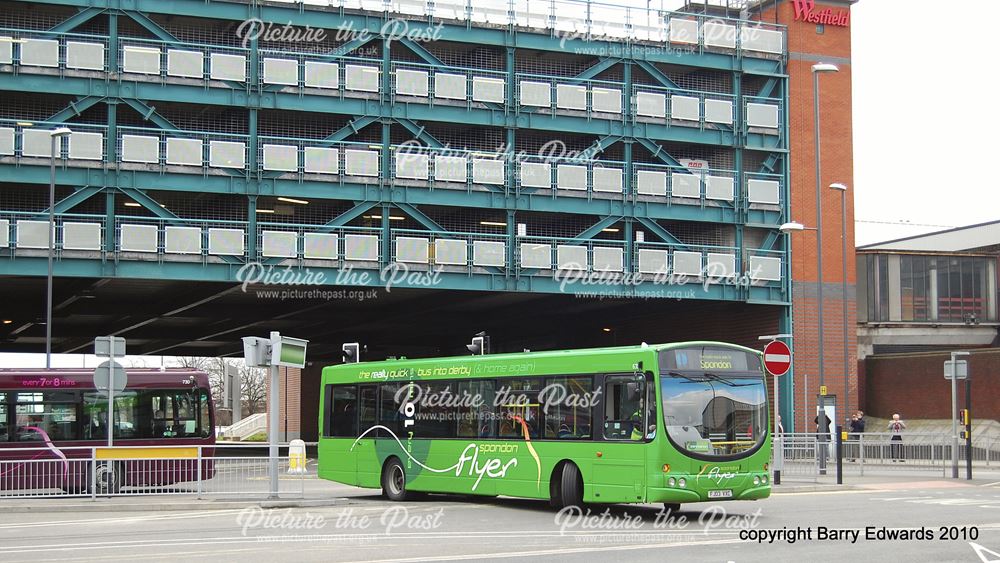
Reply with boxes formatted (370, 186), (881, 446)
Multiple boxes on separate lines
(791, 0), (850, 27)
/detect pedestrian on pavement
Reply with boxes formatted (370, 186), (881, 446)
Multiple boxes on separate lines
(814, 411), (832, 436)
(850, 411), (866, 434)
(888, 413), (906, 462)
(848, 411), (866, 461)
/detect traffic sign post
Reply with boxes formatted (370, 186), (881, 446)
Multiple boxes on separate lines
(944, 360), (968, 380)
(763, 340), (791, 376)
(946, 352), (970, 478)
(94, 336), (126, 448)
(763, 340), (791, 486)
(93, 360), (126, 393)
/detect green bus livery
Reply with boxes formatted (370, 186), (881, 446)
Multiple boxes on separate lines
(317, 342), (771, 509)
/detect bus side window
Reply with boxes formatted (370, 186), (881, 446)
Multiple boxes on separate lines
(378, 383), (402, 437)
(603, 375), (645, 441)
(457, 380), (496, 439)
(0, 393), (7, 442)
(330, 386), (358, 437)
(543, 376), (594, 440)
(322, 385), (334, 438)
(359, 386), (377, 432)
(497, 379), (541, 440)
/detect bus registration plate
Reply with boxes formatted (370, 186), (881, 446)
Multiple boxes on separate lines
(708, 489), (733, 499)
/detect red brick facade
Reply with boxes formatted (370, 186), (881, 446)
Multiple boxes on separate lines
(266, 366), (302, 441)
(761, 1), (859, 429)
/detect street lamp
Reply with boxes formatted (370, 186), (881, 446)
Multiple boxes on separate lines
(46, 126), (72, 369)
(830, 183), (850, 418)
(811, 62), (838, 451)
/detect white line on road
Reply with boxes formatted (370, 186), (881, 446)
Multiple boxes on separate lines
(0, 529), (744, 553)
(0, 509), (250, 530)
(345, 538), (746, 562)
(774, 489), (890, 496)
(0, 501), (489, 532)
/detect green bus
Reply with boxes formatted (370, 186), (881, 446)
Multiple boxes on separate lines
(317, 342), (771, 509)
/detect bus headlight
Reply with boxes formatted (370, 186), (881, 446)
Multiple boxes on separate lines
(678, 478), (686, 488)
(761, 475), (768, 484)
(668, 477), (676, 487)
(752, 476), (760, 486)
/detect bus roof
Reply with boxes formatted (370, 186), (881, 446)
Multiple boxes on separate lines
(0, 368), (211, 390)
(321, 341), (761, 382)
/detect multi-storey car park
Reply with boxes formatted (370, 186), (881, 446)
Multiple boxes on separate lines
(0, 0), (859, 435)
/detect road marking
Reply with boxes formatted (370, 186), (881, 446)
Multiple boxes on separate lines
(872, 496), (1000, 507)
(21, 546), (269, 563)
(982, 481), (1000, 488)
(859, 480), (976, 490)
(971, 542), (1000, 563)
(0, 532), (745, 556)
(773, 489), (884, 496)
(0, 509), (250, 530)
(344, 538), (746, 562)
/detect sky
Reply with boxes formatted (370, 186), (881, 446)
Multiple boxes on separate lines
(850, 0), (999, 245)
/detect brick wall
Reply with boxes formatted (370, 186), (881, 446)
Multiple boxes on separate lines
(864, 350), (1000, 422)
(266, 366), (302, 441)
(793, 282), (858, 429)
(760, 1), (858, 430)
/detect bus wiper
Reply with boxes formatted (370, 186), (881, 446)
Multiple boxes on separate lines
(667, 371), (705, 383)
(702, 372), (754, 387)
(668, 371), (755, 387)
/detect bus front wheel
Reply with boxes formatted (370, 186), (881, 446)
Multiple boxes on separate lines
(382, 458), (409, 502)
(558, 463), (583, 509)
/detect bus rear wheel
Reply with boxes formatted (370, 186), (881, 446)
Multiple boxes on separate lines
(382, 458), (410, 502)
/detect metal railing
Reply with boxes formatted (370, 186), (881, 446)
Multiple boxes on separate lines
(0, 443), (305, 500)
(1, 210), (788, 286)
(774, 432), (1000, 480)
(0, 120), (785, 212)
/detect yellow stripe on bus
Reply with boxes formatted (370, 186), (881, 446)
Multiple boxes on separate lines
(95, 447), (199, 460)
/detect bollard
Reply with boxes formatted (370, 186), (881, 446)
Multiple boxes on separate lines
(836, 426), (843, 485)
(288, 439), (307, 475)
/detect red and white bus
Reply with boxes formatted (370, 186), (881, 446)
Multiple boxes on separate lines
(0, 368), (216, 494)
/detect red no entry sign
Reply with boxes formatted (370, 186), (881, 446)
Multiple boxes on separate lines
(763, 340), (791, 376)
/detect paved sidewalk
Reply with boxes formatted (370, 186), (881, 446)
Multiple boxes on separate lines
(773, 467), (1000, 494)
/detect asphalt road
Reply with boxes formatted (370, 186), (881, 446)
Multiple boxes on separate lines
(1, 478), (999, 562)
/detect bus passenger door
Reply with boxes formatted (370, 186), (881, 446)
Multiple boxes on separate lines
(322, 385), (359, 485)
(591, 374), (648, 503)
(354, 385), (379, 488)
